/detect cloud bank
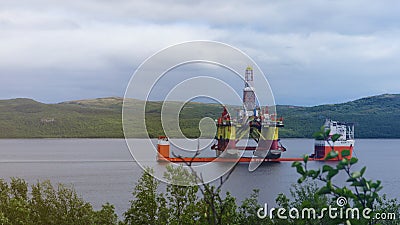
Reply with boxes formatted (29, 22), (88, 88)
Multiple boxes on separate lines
(0, 0), (399, 105)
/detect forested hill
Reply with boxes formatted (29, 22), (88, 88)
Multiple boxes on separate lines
(0, 94), (399, 138)
(277, 94), (400, 138)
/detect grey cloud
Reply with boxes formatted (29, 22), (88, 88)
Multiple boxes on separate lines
(0, 0), (399, 105)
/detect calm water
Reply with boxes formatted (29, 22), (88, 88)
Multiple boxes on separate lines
(0, 138), (398, 217)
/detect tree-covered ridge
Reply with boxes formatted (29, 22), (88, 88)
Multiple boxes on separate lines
(277, 94), (400, 138)
(0, 94), (399, 138)
(0, 97), (124, 138)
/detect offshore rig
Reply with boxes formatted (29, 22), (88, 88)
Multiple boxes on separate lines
(157, 67), (287, 163)
(210, 66), (286, 159)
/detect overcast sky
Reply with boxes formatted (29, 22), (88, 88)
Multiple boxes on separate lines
(0, 0), (399, 106)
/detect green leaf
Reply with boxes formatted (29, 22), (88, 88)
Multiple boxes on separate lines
(331, 133), (341, 142)
(337, 163), (345, 170)
(325, 150), (338, 160)
(307, 169), (320, 179)
(303, 154), (309, 163)
(292, 161), (301, 168)
(313, 127), (329, 140)
(297, 176), (306, 184)
(365, 181), (370, 190)
(350, 181), (363, 187)
(341, 150), (350, 157)
(312, 169), (320, 179)
(313, 132), (324, 140)
(350, 157), (358, 165)
(322, 165), (333, 173)
(351, 171), (361, 179)
(371, 180), (381, 189)
(346, 177), (356, 182)
(296, 165), (305, 175)
(324, 129), (331, 139)
(360, 166), (366, 176)
(327, 169), (339, 180)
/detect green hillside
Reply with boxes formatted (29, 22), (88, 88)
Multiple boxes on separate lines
(277, 94), (400, 138)
(0, 94), (399, 138)
(0, 97), (124, 138)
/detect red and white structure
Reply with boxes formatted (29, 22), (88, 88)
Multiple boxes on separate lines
(312, 119), (355, 160)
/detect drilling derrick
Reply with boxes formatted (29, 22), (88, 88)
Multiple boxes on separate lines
(243, 66), (256, 113)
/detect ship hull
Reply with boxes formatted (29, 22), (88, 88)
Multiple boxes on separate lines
(266, 150), (282, 159)
(314, 140), (354, 160)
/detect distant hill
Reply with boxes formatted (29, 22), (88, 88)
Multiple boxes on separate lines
(0, 97), (123, 138)
(277, 94), (400, 138)
(0, 94), (399, 138)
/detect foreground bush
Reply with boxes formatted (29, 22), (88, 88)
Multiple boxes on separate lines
(123, 163), (399, 225)
(1, 162), (398, 224)
(0, 178), (117, 225)
(123, 166), (265, 225)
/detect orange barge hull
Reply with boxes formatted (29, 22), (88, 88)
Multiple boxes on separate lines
(157, 156), (322, 163)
